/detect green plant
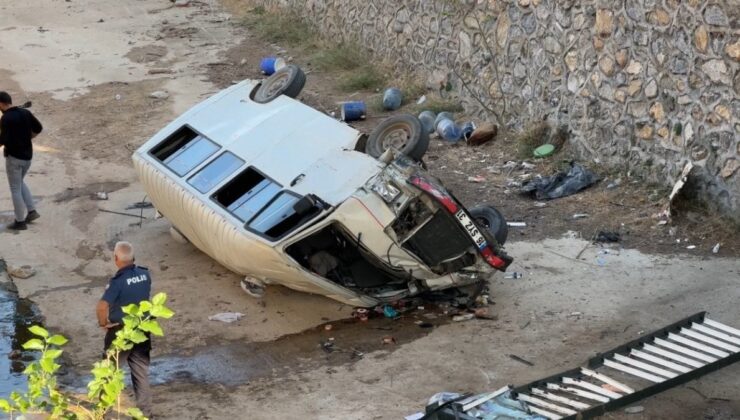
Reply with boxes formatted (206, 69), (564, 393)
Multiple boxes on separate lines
(411, 97), (464, 115)
(339, 67), (386, 92)
(241, 10), (317, 48)
(311, 44), (367, 71)
(0, 293), (174, 420)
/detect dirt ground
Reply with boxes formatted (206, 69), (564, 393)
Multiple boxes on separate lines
(0, 0), (738, 419)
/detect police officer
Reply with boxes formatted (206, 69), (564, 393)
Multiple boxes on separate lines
(96, 241), (152, 415)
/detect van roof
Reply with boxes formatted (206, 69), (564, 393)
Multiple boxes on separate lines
(137, 81), (381, 206)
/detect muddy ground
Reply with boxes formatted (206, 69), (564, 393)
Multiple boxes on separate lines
(0, 1), (738, 419)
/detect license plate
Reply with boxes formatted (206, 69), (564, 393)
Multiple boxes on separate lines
(455, 209), (487, 250)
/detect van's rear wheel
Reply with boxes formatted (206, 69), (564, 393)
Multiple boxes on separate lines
(254, 65), (306, 103)
(366, 114), (429, 161)
(469, 205), (508, 246)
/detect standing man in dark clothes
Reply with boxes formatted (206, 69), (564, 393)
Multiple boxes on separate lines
(96, 241), (152, 415)
(0, 91), (42, 230)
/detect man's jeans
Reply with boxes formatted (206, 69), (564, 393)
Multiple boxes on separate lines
(5, 156), (35, 222)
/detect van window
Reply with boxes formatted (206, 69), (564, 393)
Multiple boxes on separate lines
(150, 126), (219, 176)
(213, 168), (282, 222)
(249, 192), (319, 240)
(188, 152), (244, 193)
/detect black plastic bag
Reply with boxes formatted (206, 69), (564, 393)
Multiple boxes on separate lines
(520, 162), (599, 200)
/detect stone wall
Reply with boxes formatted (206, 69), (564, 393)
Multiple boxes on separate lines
(252, 0), (739, 219)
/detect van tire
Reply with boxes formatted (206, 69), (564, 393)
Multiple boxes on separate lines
(366, 114), (430, 161)
(254, 65), (306, 103)
(469, 205), (508, 246)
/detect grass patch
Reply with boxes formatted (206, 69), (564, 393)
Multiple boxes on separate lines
(311, 44), (367, 71)
(339, 67), (386, 92)
(241, 9), (317, 48)
(516, 121), (550, 159)
(411, 98), (464, 115)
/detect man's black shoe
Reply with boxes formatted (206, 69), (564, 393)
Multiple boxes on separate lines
(25, 210), (40, 223)
(7, 221), (28, 230)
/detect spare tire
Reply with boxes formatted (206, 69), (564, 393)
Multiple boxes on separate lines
(469, 205), (508, 246)
(365, 114), (429, 161)
(253, 65), (306, 103)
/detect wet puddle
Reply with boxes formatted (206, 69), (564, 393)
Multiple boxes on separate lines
(0, 279), (44, 397)
(149, 313), (447, 387)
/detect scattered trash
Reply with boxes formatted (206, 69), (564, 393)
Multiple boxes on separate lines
(382, 336), (397, 345)
(324, 324), (333, 331)
(520, 162), (599, 200)
(459, 121), (476, 141)
(207, 312), (244, 323)
(686, 245), (696, 250)
(572, 213), (589, 219)
(506, 222), (526, 227)
(95, 192), (109, 200)
(125, 201), (154, 210)
(340, 101), (366, 122)
(149, 90), (170, 100)
(436, 118), (462, 142)
(416, 95), (427, 105)
(259, 56), (285, 75)
(606, 178), (622, 190)
(354, 308), (369, 322)
(467, 175), (485, 183)
(508, 354), (534, 366)
(382, 87), (402, 111)
(625, 406), (645, 414)
(466, 122), (497, 146)
(382, 304), (399, 318)
(533, 143), (555, 158)
(147, 68), (174, 75)
(114, 94), (122, 101)
(474, 308), (496, 320)
(417, 322), (434, 329)
(452, 313), (475, 322)
(712, 243), (721, 254)
(504, 272), (523, 279)
(321, 340), (335, 353)
(534, 202), (547, 208)
(351, 349), (364, 359)
(418, 110), (436, 134)
(520, 162), (536, 170)
(8, 265), (36, 279)
(98, 209), (147, 219)
(595, 231), (621, 242)
(174, 0), (190, 6)
(568, 311), (583, 317)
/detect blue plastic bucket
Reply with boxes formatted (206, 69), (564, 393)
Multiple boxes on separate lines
(434, 112), (454, 128)
(382, 88), (403, 110)
(260, 57), (286, 75)
(418, 111), (436, 134)
(436, 118), (462, 142)
(340, 101), (366, 121)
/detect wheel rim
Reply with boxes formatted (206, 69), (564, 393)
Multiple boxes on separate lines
(379, 122), (412, 150)
(265, 72), (291, 97)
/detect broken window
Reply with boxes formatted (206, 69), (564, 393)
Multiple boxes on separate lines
(150, 126), (219, 176)
(248, 192), (306, 239)
(188, 152), (244, 193)
(213, 167), (282, 222)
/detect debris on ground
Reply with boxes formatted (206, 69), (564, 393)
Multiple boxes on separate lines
(595, 231), (621, 243)
(95, 192), (109, 200)
(504, 272), (522, 279)
(625, 406), (645, 414)
(533, 143), (555, 158)
(149, 90), (170, 100)
(382, 336), (396, 345)
(8, 265), (36, 279)
(606, 178), (622, 190)
(353, 308), (369, 322)
(340, 101), (366, 121)
(508, 354), (535, 366)
(507, 222), (526, 227)
(459, 121), (476, 141)
(452, 313), (475, 322)
(207, 312), (244, 323)
(686, 245), (697, 250)
(437, 118), (462, 142)
(467, 175), (485, 183)
(572, 213), (589, 219)
(382, 304), (399, 319)
(382, 87), (402, 111)
(520, 162), (599, 200)
(418, 110), (436, 133)
(654, 162), (693, 222)
(125, 201), (154, 210)
(712, 243), (721, 254)
(466, 122), (497, 146)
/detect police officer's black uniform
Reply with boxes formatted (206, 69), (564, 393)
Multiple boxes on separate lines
(101, 264), (152, 414)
